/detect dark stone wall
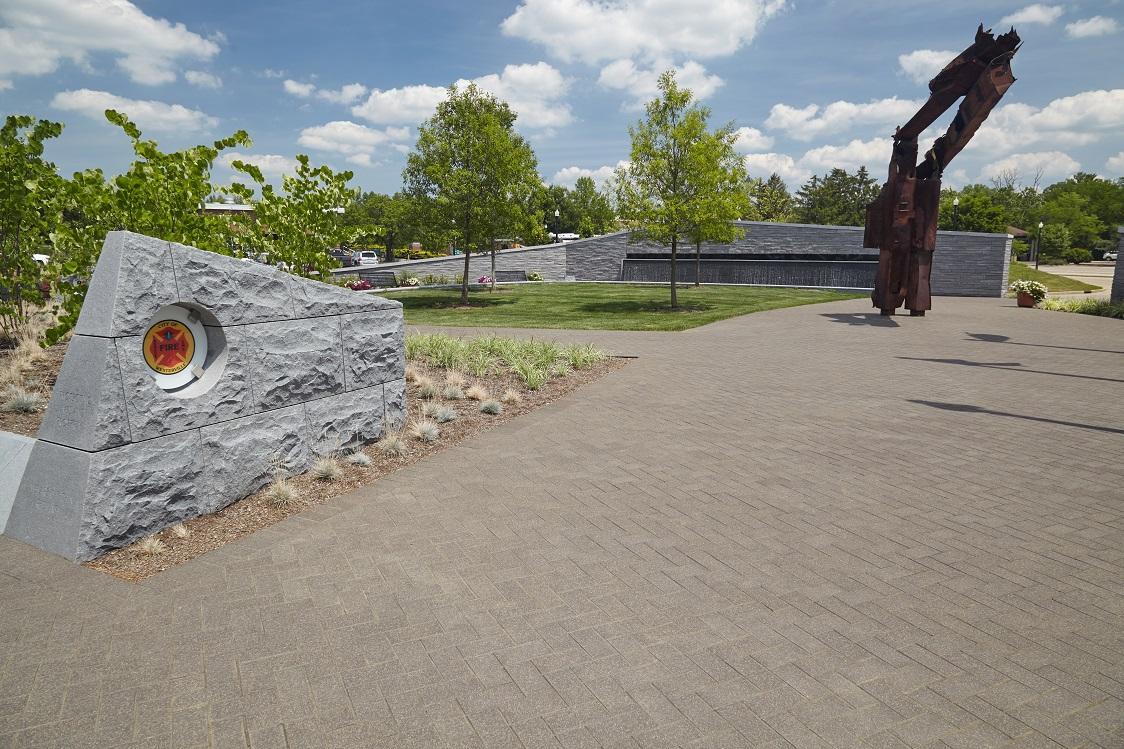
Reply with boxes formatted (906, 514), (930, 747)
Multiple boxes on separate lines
(339, 221), (1012, 297)
(623, 259), (877, 288)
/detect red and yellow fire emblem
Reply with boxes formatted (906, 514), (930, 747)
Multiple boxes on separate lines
(143, 320), (195, 375)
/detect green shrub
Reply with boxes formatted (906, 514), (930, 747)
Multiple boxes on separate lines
(527, 272), (544, 281)
(1040, 299), (1124, 319)
(1062, 247), (1093, 264)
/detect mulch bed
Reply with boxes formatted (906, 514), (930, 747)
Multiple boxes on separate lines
(0, 339), (67, 437)
(83, 357), (625, 582)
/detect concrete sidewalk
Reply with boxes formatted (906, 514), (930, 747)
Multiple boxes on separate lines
(1, 296), (1121, 748)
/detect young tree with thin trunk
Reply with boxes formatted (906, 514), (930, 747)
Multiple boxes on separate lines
(613, 71), (708, 309)
(683, 126), (751, 286)
(403, 84), (542, 304)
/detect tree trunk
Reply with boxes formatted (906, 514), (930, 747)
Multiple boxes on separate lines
(460, 239), (471, 306)
(670, 235), (678, 310)
(490, 244), (496, 292)
(694, 239), (701, 287)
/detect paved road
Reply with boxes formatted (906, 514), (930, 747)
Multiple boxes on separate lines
(1, 296), (1121, 748)
(1024, 262), (1117, 298)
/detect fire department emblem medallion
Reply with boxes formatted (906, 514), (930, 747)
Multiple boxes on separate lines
(143, 320), (195, 375)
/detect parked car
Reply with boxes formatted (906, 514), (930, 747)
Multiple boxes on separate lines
(353, 250), (380, 266)
(1104, 250), (1118, 261)
(329, 249), (355, 267)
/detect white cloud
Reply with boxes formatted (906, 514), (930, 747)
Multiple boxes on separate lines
(971, 89), (1124, 155)
(551, 160), (629, 189)
(262, 68), (285, 79)
(352, 62), (572, 129)
(1105, 152), (1124, 176)
(598, 59), (723, 108)
(1000, 4), (1065, 26)
(0, 0), (219, 86)
(283, 79), (316, 97)
(1065, 16), (1119, 38)
(799, 138), (889, 172)
(764, 97), (922, 141)
(980, 151), (1081, 183)
(185, 70), (222, 89)
(51, 89), (217, 132)
(0, 79), (11, 91)
(733, 127), (774, 153)
(898, 50), (956, 86)
(283, 80), (368, 104)
(296, 120), (411, 164)
(217, 152), (298, 176)
(500, 0), (786, 66)
(742, 153), (811, 186)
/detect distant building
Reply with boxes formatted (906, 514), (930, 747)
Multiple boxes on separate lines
(201, 202), (255, 217)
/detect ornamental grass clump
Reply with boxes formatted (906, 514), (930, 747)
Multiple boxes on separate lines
(1040, 298), (1124, 319)
(501, 388), (522, 405)
(136, 536), (168, 556)
(170, 523), (190, 539)
(346, 452), (372, 467)
(377, 433), (408, 457)
(266, 478), (298, 507)
(421, 401), (440, 418)
(465, 384), (489, 401)
(410, 419), (440, 443)
(417, 379), (439, 400)
(434, 405), (457, 423)
(445, 370), (467, 388)
(405, 364), (422, 383)
(2, 385), (43, 413)
(311, 457), (343, 482)
(564, 343), (609, 369)
(510, 361), (548, 390)
(442, 385), (465, 400)
(479, 400), (502, 415)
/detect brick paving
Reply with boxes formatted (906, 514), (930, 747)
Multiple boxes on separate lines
(1, 296), (1122, 749)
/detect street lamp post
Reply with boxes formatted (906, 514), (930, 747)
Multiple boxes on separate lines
(552, 209), (560, 243)
(1034, 220), (1044, 270)
(952, 196), (960, 231)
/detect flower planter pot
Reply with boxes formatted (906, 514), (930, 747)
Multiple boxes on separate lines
(1016, 291), (1038, 308)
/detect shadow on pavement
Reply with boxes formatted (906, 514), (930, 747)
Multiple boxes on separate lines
(898, 356), (1124, 384)
(965, 332), (1124, 356)
(821, 313), (899, 327)
(910, 399), (1124, 436)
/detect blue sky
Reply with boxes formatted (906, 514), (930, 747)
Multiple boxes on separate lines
(2, 0), (1122, 195)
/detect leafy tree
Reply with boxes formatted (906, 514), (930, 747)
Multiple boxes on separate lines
(683, 126), (750, 286)
(0, 116), (63, 339)
(1039, 190), (1105, 251)
(795, 168), (878, 226)
(403, 83), (543, 300)
(1043, 173), (1124, 245)
(749, 173), (795, 222)
(570, 176), (615, 236)
(938, 185), (1007, 233)
(1038, 223), (1072, 263)
(614, 70), (710, 309)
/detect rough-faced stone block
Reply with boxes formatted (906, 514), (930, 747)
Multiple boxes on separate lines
(0, 432), (36, 534)
(383, 378), (407, 431)
(247, 317), (345, 410)
(201, 405), (311, 509)
(4, 441), (91, 560)
(287, 275), (401, 317)
(303, 386), (385, 455)
(116, 326), (254, 441)
(170, 243), (294, 324)
(341, 309), (405, 389)
(37, 335), (131, 452)
(75, 232), (178, 337)
(76, 430), (206, 560)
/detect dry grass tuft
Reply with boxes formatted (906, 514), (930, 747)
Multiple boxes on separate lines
(465, 384), (489, 402)
(445, 370), (468, 388)
(501, 388), (522, 405)
(346, 452), (372, 467)
(409, 419), (440, 443)
(170, 523), (190, 539)
(421, 401), (440, 418)
(311, 457), (343, 482)
(136, 536), (168, 556)
(434, 405), (457, 423)
(266, 478), (299, 507)
(2, 385), (44, 413)
(377, 433), (408, 457)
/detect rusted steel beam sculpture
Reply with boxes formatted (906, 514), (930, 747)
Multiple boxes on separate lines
(864, 25), (1020, 316)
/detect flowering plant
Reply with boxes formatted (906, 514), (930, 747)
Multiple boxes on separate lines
(403, 276), (420, 286)
(345, 279), (372, 291)
(527, 272), (544, 281)
(477, 275), (493, 284)
(1010, 279), (1048, 302)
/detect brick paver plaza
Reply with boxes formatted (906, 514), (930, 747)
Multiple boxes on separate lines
(1, 296), (1121, 748)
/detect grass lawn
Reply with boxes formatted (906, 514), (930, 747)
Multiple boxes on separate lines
(383, 282), (862, 331)
(1008, 261), (1100, 293)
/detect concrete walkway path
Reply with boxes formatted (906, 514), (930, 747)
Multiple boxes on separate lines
(1, 296), (1121, 749)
